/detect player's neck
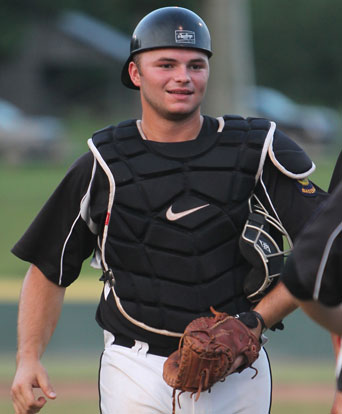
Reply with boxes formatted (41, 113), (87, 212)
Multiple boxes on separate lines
(139, 112), (203, 143)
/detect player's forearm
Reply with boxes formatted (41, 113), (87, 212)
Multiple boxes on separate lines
(332, 333), (342, 358)
(297, 301), (342, 336)
(253, 281), (297, 330)
(16, 264), (65, 362)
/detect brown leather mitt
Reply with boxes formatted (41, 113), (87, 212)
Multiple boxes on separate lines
(163, 307), (261, 410)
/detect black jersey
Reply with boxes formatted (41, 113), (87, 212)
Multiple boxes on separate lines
(282, 151), (342, 306)
(12, 116), (328, 345)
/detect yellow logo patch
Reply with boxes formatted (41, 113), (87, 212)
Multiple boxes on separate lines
(296, 178), (317, 196)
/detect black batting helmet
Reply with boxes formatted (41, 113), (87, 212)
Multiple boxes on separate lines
(121, 6), (212, 89)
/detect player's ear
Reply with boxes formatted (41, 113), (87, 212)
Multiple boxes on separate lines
(128, 61), (141, 89)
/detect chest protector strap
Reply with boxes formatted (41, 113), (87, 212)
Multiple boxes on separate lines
(88, 135), (183, 337)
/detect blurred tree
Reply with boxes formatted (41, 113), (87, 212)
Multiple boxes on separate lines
(0, 0), (198, 46)
(0, 0), (198, 63)
(202, 0), (255, 116)
(0, 3), (29, 59)
(1, 0), (341, 108)
(251, 0), (342, 108)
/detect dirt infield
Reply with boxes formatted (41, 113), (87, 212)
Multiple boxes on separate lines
(1, 380), (335, 402)
(273, 383), (334, 403)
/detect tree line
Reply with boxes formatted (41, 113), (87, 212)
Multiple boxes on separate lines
(1, 0), (341, 109)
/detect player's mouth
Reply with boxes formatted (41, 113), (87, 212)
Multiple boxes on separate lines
(167, 89), (193, 95)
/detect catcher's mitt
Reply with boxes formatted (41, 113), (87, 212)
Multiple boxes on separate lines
(163, 307), (261, 412)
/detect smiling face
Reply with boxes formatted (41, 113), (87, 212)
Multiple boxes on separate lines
(128, 48), (210, 122)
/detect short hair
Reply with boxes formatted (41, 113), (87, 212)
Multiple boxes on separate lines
(132, 54), (142, 74)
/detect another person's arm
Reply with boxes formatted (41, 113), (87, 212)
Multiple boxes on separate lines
(294, 299), (342, 335)
(280, 182), (342, 335)
(11, 265), (66, 414)
(330, 334), (342, 414)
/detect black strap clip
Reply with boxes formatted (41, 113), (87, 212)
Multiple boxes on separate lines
(99, 269), (115, 287)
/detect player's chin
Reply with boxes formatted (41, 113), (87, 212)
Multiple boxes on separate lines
(164, 103), (201, 121)
(164, 108), (199, 121)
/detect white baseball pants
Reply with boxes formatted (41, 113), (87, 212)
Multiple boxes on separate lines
(99, 330), (272, 414)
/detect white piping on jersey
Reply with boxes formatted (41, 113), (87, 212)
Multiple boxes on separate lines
(87, 137), (182, 338)
(59, 211), (81, 285)
(58, 156), (99, 285)
(80, 156), (98, 235)
(313, 221), (342, 300)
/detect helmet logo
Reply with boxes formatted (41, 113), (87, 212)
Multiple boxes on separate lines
(175, 30), (195, 44)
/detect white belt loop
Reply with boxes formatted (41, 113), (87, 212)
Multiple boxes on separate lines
(131, 340), (149, 357)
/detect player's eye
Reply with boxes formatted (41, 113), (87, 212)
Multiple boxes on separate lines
(159, 63), (173, 69)
(189, 63), (206, 70)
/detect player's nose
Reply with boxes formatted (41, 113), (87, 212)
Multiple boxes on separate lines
(174, 65), (191, 83)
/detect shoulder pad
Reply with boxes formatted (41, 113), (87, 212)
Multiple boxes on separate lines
(267, 128), (315, 179)
(218, 115), (272, 135)
(91, 125), (115, 146)
(91, 119), (138, 146)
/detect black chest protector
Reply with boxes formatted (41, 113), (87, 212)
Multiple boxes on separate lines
(89, 115), (274, 345)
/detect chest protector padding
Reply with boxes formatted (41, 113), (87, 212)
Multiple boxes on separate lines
(91, 116), (271, 338)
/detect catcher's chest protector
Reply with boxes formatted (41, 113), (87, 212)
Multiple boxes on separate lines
(90, 116), (272, 334)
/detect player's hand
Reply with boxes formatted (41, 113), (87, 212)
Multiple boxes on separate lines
(226, 322), (262, 375)
(11, 359), (56, 414)
(331, 390), (342, 414)
(250, 323), (263, 341)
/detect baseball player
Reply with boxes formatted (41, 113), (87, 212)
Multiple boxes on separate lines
(327, 151), (342, 414)
(281, 150), (342, 413)
(331, 334), (342, 414)
(280, 151), (342, 334)
(11, 7), (329, 414)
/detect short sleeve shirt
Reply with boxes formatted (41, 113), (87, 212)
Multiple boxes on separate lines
(12, 118), (328, 287)
(282, 165), (342, 306)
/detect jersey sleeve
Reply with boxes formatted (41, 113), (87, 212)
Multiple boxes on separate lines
(329, 150), (342, 192)
(281, 182), (342, 305)
(11, 152), (99, 287)
(256, 143), (329, 241)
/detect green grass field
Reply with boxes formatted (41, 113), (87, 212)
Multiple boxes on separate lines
(0, 111), (110, 279)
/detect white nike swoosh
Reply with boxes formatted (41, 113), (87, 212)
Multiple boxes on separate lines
(166, 204), (210, 221)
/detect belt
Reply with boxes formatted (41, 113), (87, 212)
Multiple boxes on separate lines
(113, 334), (176, 357)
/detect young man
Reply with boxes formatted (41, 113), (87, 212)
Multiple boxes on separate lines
(11, 7), (328, 414)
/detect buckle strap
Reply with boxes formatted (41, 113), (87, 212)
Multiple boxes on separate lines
(99, 269), (115, 287)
